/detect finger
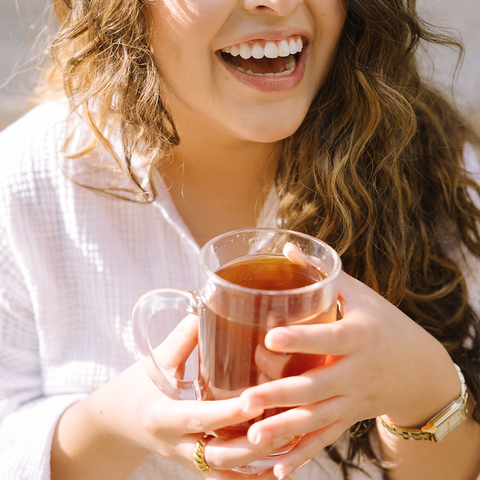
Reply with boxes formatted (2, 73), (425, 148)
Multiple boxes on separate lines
(239, 356), (358, 413)
(272, 423), (347, 479)
(264, 318), (361, 356)
(206, 470), (292, 480)
(162, 396), (265, 434)
(196, 463), (293, 480)
(263, 271), (385, 357)
(154, 314), (199, 374)
(177, 434), (296, 475)
(246, 396), (349, 446)
(182, 437), (286, 480)
(203, 464), (291, 480)
(282, 247), (372, 319)
(255, 344), (290, 380)
(198, 434), (299, 472)
(239, 368), (343, 414)
(283, 242), (327, 272)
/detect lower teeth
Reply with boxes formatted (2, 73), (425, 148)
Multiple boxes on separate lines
(226, 54), (297, 77)
(228, 62), (296, 76)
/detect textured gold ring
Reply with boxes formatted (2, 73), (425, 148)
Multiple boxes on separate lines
(193, 434), (215, 473)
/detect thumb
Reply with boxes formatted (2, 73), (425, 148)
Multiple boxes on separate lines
(154, 314), (199, 376)
(337, 270), (381, 317)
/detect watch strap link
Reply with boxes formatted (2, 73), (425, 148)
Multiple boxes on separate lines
(380, 417), (437, 441)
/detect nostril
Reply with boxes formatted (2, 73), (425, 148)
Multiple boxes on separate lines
(243, 0), (302, 16)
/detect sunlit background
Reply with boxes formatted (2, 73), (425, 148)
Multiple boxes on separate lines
(1, 0), (479, 134)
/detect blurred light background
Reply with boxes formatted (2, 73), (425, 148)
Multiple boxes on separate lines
(0, 0), (479, 134)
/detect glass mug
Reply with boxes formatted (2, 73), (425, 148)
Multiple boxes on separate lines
(132, 228), (341, 473)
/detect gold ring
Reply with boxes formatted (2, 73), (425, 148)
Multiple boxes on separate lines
(193, 434), (215, 473)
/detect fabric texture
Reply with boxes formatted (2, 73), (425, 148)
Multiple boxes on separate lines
(0, 100), (477, 480)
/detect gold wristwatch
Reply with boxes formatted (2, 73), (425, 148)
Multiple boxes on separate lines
(379, 364), (468, 442)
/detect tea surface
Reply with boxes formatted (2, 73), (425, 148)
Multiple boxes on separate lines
(215, 254), (325, 290)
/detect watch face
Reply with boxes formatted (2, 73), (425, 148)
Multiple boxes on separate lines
(433, 406), (468, 442)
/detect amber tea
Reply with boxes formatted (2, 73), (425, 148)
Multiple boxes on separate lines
(198, 254), (337, 439)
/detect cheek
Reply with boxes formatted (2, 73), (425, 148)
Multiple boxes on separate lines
(148, 8), (192, 86)
(157, 0), (204, 28)
(149, 0), (229, 42)
(311, 5), (347, 86)
(314, 0), (347, 46)
(148, 0), (224, 78)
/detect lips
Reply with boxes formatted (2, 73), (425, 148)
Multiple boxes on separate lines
(219, 36), (304, 77)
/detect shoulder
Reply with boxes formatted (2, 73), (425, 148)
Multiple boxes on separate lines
(0, 99), (84, 199)
(0, 98), (71, 151)
(0, 99), (93, 233)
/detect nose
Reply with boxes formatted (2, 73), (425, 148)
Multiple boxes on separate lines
(242, 0), (302, 16)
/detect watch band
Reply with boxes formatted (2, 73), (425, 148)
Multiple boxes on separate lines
(379, 363), (468, 442)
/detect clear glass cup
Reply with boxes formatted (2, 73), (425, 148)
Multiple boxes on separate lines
(132, 227), (341, 473)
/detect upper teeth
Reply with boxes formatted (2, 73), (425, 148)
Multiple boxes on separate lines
(222, 36), (303, 60)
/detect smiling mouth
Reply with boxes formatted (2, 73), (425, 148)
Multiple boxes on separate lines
(220, 36), (304, 77)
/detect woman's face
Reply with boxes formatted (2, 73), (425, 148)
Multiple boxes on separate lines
(149, 0), (346, 145)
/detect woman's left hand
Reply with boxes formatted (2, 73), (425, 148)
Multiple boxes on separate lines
(239, 271), (462, 479)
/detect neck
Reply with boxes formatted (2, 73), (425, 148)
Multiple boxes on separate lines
(168, 124), (279, 181)
(159, 130), (280, 247)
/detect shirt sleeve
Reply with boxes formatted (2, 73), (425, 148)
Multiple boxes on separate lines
(0, 117), (88, 480)
(0, 207), (88, 480)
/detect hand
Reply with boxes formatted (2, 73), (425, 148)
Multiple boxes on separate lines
(238, 271), (460, 479)
(52, 314), (297, 480)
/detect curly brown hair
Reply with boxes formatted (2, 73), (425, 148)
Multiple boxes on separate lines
(275, 0), (480, 474)
(43, 0), (480, 476)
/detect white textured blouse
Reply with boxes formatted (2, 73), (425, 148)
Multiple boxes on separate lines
(0, 101), (478, 480)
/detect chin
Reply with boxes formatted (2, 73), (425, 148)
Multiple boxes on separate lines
(249, 130), (297, 144)
(237, 115), (306, 144)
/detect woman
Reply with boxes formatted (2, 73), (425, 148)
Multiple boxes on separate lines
(0, 0), (479, 479)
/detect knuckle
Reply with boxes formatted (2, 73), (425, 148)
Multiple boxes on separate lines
(311, 410), (332, 432)
(330, 321), (349, 346)
(167, 401), (206, 432)
(140, 401), (166, 436)
(310, 382), (327, 403)
(296, 445), (313, 467)
(335, 316), (379, 352)
(140, 411), (157, 436)
(186, 412), (205, 432)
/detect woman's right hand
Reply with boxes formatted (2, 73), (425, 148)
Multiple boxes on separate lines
(51, 314), (294, 480)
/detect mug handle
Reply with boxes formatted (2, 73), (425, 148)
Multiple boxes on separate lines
(132, 288), (198, 400)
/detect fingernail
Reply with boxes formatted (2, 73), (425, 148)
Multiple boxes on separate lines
(253, 429), (272, 445)
(273, 436), (294, 449)
(271, 331), (289, 348)
(274, 464), (294, 479)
